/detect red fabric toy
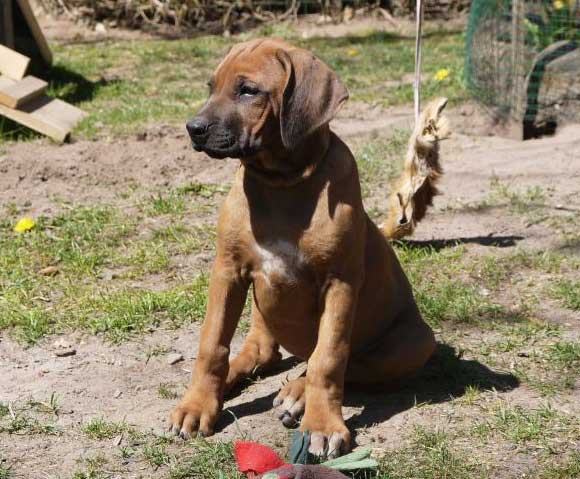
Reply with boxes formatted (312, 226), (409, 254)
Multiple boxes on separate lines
(234, 435), (377, 479)
(234, 441), (351, 479)
(234, 441), (287, 477)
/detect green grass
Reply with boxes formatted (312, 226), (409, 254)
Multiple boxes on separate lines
(27, 392), (61, 416)
(168, 440), (243, 479)
(0, 200), (212, 343)
(0, 415), (58, 435)
(158, 383), (179, 400)
(143, 441), (172, 468)
(0, 460), (11, 479)
(353, 130), (407, 200)
(379, 426), (484, 479)
(82, 418), (128, 440)
(551, 279), (580, 311)
(72, 454), (109, 479)
(0, 404), (9, 418)
(548, 342), (580, 371)
(539, 452), (580, 479)
(1, 26), (465, 141)
(395, 244), (507, 326)
(474, 403), (577, 450)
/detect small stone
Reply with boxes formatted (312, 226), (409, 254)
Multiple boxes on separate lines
(167, 353), (184, 365)
(95, 23), (107, 34)
(113, 390), (122, 399)
(53, 338), (71, 349)
(55, 348), (76, 357)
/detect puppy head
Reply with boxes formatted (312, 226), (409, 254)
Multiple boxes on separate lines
(187, 38), (348, 160)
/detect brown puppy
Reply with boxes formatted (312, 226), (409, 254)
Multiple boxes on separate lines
(171, 38), (438, 458)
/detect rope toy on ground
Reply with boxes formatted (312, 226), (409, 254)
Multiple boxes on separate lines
(382, 0), (452, 240)
(234, 432), (378, 479)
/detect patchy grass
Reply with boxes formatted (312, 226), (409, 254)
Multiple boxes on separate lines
(0, 404), (9, 418)
(0, 414), (58, 435)
(548, 342), (580, 371)
(550, 279), (580, 311)
(27, 392), (61, 416)
(0, 460), (11, 479)
(353, 130), (407, 200)
(395, 244), (508, 327)
(168, 440), (243, 479)
(143, 440), (172, 468)
(539, 452), (580, 479)
(83, 418), (128, 440)
(0, 199), (212, 343)
(474, 402), (578, 453)
(379, 426), (485, 479)
(72, 454), (110, 479)
(158, 383), (180, 400)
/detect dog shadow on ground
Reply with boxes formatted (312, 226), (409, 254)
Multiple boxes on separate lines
(216, 343), (519, 438)
(344, 342), (519, 444)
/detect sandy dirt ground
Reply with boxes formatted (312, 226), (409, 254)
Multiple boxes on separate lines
(1, 98), (579, 478)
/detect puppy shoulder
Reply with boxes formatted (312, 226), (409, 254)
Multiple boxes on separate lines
(326, 132), (358, 181)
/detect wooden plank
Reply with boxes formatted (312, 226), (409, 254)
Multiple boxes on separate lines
(0, 75), (47, 108)
(0, 44), (30, 80)
(0, 95), (86, 142)
(0, 76), (15, 90)
(15, 0), (52, 65)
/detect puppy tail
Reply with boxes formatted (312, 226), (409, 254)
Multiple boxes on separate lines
(382, 97), (450, 240)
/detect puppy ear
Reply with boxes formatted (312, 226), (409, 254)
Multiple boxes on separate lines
(277, 49), (348, 150)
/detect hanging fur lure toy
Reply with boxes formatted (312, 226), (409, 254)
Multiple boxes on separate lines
(382, 97), (451, 240)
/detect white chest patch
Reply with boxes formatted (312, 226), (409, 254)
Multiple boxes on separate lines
(254, 240), (304, 285)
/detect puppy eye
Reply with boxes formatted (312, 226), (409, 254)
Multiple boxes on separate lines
(239, 84), (259, 97)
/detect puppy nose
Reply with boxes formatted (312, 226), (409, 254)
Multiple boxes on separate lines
(186, 117), (209, 138)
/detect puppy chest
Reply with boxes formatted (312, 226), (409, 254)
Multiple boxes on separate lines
(252, 240), (306, 286)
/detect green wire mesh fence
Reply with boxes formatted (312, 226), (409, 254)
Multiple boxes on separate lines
(466, 0), (580, 137)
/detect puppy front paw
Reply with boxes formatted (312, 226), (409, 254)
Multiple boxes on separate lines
(300, 411), (350, 459)
(169, 391), (220, 440)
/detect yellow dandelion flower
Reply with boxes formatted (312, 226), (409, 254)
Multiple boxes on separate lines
(347, 48), (359, 57)
(553, 0), (565, 9)
(14, 217), (36, 233)
(434, 68), (451, 81)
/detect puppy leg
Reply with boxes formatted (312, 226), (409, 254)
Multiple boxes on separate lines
(301, 278), (359, 459)
(273, 376), (305, 428)
(346, 304), (435, 388)
(170, 260), (248, 439)
(225, 301), (282, 392)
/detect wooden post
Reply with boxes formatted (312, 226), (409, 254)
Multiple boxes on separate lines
(506, 0), (526, 138)
(511, 0), (525, 120)
(1, 0), (15, 48)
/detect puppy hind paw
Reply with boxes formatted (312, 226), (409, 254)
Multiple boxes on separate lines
(273, 377), (305, 428)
